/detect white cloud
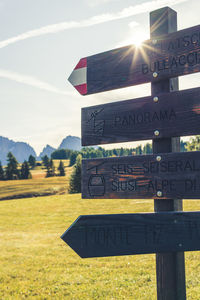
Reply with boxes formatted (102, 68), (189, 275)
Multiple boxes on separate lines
(0, 0), (188, 49)
(0, 69), (73, 96)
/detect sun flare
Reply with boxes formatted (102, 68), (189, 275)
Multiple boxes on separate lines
(133, 37), (144, 48)
(132, 32), (148, 48)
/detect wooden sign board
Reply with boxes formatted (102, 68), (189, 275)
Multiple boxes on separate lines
(69, 24), (200, 95)
(82, 151), (200, 199)
(61, 212), (200, 258)
(82, 87), (200, 146)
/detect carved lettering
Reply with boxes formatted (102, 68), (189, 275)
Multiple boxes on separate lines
(85, 226), (131, 248)
(141, 50), (200, 75)
(143, 160), (200, 173)
(111, 180), (136, 192)
(114, 109), (176, 128)
(145, 224), (164, 245)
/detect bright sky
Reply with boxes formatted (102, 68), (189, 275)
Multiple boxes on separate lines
(1, 0), (200, 154)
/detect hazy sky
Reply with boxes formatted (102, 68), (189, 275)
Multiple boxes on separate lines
(1, 0), (200, 154)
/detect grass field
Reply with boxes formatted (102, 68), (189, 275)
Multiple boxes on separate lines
(0, 194), (200, 299)
(0, 160), (73, 200)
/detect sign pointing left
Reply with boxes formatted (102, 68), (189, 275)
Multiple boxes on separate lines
(61, 212), (200, 258)
(68, 58), (87, 95)
(68, 24), (200, 96)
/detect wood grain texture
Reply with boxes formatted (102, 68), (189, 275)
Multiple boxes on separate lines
(82, 86), (200, 146)
(83, 23), (200, 95)
(61, 212), (200, 258)
(151, 8), (186, 300)
(82, 151), (200, 199)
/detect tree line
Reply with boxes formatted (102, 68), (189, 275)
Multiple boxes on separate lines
(0, 153), (65, 180)
(0, 139), (189, 194)
(51, 140), (186, 165)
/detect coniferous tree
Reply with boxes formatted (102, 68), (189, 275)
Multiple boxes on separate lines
(49, 159), (55, 176)
(46, 165), (52, 177)
(46, 159), (55, 177)
(42, 155), (49, 168)
(136, 145), (142, 155)
(143, 143), (152, 154)
(69, 154), (82, 193)
(69, 152), (78, 166)
(6, 152), (19, 180)
(28, 155), (36, 168)
(0, 161), (4, 180)
(20, 161), (31, 179)
(180, 141), (187, 152)
(58, 160), (65, 176)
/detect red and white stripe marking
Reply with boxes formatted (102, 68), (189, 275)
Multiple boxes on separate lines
(68, 58), (87, 95)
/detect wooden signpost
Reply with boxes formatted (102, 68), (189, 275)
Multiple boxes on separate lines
(82, 151), (200, 199)
(61, 212), (200, 258)
(82, 86), (200, 146)
(62, 5), (200, 300)
(69, 24), (200, 95)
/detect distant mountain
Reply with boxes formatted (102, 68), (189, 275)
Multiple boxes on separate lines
(0, 135), (82, 165)
(0, 136), (36, 165)
(59, 135), (81, 151)
(38, 144), (56, 160)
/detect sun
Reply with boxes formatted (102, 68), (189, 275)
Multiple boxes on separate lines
(128, 27), (149, 48)
(132, 32), (148, 48)
(116, 30), (148, 50)
(133, 37), (145, 48)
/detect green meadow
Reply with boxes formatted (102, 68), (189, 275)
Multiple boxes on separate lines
(1, 193), (200, 299)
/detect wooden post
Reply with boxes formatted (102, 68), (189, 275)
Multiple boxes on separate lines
(150, 7), (186, 300)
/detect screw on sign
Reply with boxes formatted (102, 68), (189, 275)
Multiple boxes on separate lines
(68, 24), (200, 96)
(61, 6), (200, 300)
(81, 152), (200, 200)
(81, 87), (200, 146)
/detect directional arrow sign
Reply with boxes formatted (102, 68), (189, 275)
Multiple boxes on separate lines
(69, 24), (200, 95)
(82, 87), (200, 146)
(61, 212), (200, 258)
(82, 151), (200, 199)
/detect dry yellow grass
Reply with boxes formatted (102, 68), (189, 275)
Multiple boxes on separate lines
(0, 160), (73, 200)
(0, 194), (200, 299)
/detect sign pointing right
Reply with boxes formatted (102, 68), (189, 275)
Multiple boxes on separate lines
(68, 24), (200, 95)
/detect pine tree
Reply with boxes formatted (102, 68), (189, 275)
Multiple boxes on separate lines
(143, 143), (152, 154)
(42, 155), (49, 168)
(46, 159), (55, 177)
(69, 154), (82, 193)
(6, 152), (19, 180)
(20, 161), (31, 179)
(69, 152), (78, 166)
(58, 160), (65, 176)
(0, 161), (4, 180)
(49, 159), (55, 176)
(28, 155), (36, 168)
(46, 165), (52, 177)
(136, 145), (142, 155)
